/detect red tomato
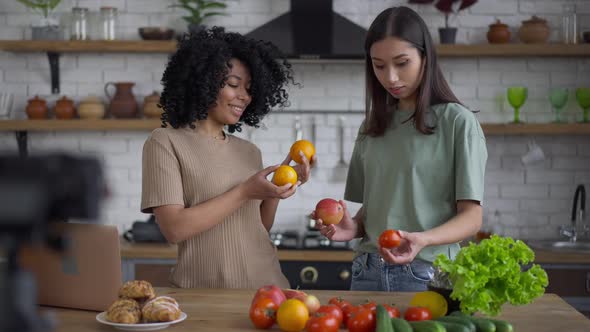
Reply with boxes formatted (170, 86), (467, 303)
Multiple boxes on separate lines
(328, 297), (353, 325)
(328, 297), (352, 310)
(404, 306), (432, 321)
(251, 284), (286, 307)
(347, 308), (376, 332)
(383, 304), (401, 318)
(316, 304), (343, 326)
(379, 229), (401, 249)
(361, 300), (377, 313)
(249, 297), (278, 329)
(306, 312), (340, 332)
(341, 304), (358, 326)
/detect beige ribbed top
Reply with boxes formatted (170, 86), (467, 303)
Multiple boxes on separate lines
(141, 126), (289, 289)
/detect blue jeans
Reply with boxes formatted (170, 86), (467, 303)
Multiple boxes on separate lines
(350, 253), (434, 292)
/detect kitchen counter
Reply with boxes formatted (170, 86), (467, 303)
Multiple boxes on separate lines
(47, 288), (590, 332)
(120, 239), (590, 264)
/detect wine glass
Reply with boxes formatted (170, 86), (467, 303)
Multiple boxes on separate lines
(549, 88), (568, 123)
(507, 87), (528, 123)
(575, 88), (590, 123)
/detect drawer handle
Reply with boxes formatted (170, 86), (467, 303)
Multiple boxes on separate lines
(300, 266), (318, 284)
(586, 272), (590, 293)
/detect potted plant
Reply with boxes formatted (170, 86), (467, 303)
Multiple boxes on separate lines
(430, 235), (548, 316)
(408, 0), (478, 44)
(170, 0), (228, 35)
(16, 0), (63, 40)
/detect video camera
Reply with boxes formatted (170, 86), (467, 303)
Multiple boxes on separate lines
(0, 153), (106, 332)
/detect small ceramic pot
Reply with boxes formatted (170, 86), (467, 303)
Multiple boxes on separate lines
(54, 95), (76, 119)
(26, 95), (48, 119)
(142, 91), (163, 119)
(78, 96), (106, 119)
(487, 19), (511, 44)
(518, 16), (550, 44)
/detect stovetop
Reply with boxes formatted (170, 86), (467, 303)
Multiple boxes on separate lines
(269, 230), (353, 251)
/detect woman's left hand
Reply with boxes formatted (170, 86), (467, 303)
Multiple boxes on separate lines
(379, 231), (428, 265)
(281, 151), (316, 185)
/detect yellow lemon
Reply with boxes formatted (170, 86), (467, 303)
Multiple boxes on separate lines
(409, 290), (448, 319)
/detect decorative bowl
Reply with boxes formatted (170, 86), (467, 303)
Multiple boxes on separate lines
(138, 27), (175, 40)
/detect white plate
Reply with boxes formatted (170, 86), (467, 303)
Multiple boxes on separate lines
(96, 312), (187, 331)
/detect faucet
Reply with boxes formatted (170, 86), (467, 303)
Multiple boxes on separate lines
(560, 184), (586, 242)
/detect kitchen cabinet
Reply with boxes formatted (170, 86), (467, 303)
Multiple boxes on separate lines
(120, 240), (355, 288)
(542, 263), (590, 317)
(46, 288), (590, 331)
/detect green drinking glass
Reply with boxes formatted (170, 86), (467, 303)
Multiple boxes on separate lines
(576, 88), (590, 123)
(507, 87), (528, 123)
(549, 88), (568, 123)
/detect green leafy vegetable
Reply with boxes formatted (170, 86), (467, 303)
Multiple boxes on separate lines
(433, 235), (548, 316)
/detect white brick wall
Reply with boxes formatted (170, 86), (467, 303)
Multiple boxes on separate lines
(0, 0), (589, 241)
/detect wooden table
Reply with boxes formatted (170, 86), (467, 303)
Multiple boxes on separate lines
(47, 288), (590, 332)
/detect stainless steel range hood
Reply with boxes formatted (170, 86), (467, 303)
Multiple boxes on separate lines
(245, 0), (367, 60)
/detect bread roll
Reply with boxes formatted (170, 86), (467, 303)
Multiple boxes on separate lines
(106, 298), (141, 324)
(118, 280), (155, 302)
(141, 296), (181, 323)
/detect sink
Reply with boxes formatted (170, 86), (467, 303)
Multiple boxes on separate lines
(528, 240), (590, 253)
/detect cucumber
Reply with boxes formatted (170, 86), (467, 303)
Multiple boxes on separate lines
(376, 305), (394, 332)
(437, 320), (471, 332)
(437, 316), (476, 332)
(409, 320), (447, 332)
(391, 317), (413, 332)
(487, 319), (513, 332)
(450, 312), (496, 332)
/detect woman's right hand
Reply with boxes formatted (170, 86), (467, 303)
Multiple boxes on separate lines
(312, 200), (357, 242)
(240, 165), (300, 200)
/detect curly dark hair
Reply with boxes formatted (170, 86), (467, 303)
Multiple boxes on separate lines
(159, 27), (295, 133)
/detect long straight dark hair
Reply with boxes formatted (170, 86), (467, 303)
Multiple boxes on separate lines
(364, 6), (460, 136)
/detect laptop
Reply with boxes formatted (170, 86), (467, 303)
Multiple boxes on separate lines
(20, 223), (122, 312)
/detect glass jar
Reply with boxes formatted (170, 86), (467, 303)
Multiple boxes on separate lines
(562, 3), (578, 44)
(70, 7), (89, 40)
(99, 6), (118, 40)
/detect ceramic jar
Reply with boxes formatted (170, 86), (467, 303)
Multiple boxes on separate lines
(104, 82), (138, 118)
(78, 96), (106, 119)
(487, 19), (511, 44)
(54, 96), (76, 119)
(25, 95), (48, 119)
(143, 91), (163, 119)
(518, 16), (550, 44)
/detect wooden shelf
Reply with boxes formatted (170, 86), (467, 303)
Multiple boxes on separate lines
(0, 40), (176, 53)
(0, 40), (589, 57)
(482, 123), (590, 135)
(0, 119), (161, 131)
(436, 43), (590, 57)
(1, 120), (590, 135)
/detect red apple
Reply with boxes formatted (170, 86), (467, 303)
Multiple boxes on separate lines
(304, 294), (321, 314)
(252, 284), (286, 307)
(315, 198), (344, 225)
(282, 288), (307, 302)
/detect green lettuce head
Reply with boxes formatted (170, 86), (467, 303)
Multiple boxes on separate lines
(433, 235), (548, 316)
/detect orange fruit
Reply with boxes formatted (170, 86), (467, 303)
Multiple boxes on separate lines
(277, 299), (309, 332)
(289, 140), (315, 164)
(272, 165), (298, 186)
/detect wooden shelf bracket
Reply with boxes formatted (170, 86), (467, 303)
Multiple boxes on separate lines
(47, 51), (60, 94)
(15, 131), (28, 157)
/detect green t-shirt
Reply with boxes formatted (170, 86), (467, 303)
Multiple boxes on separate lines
(344, 103), (488, 262)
